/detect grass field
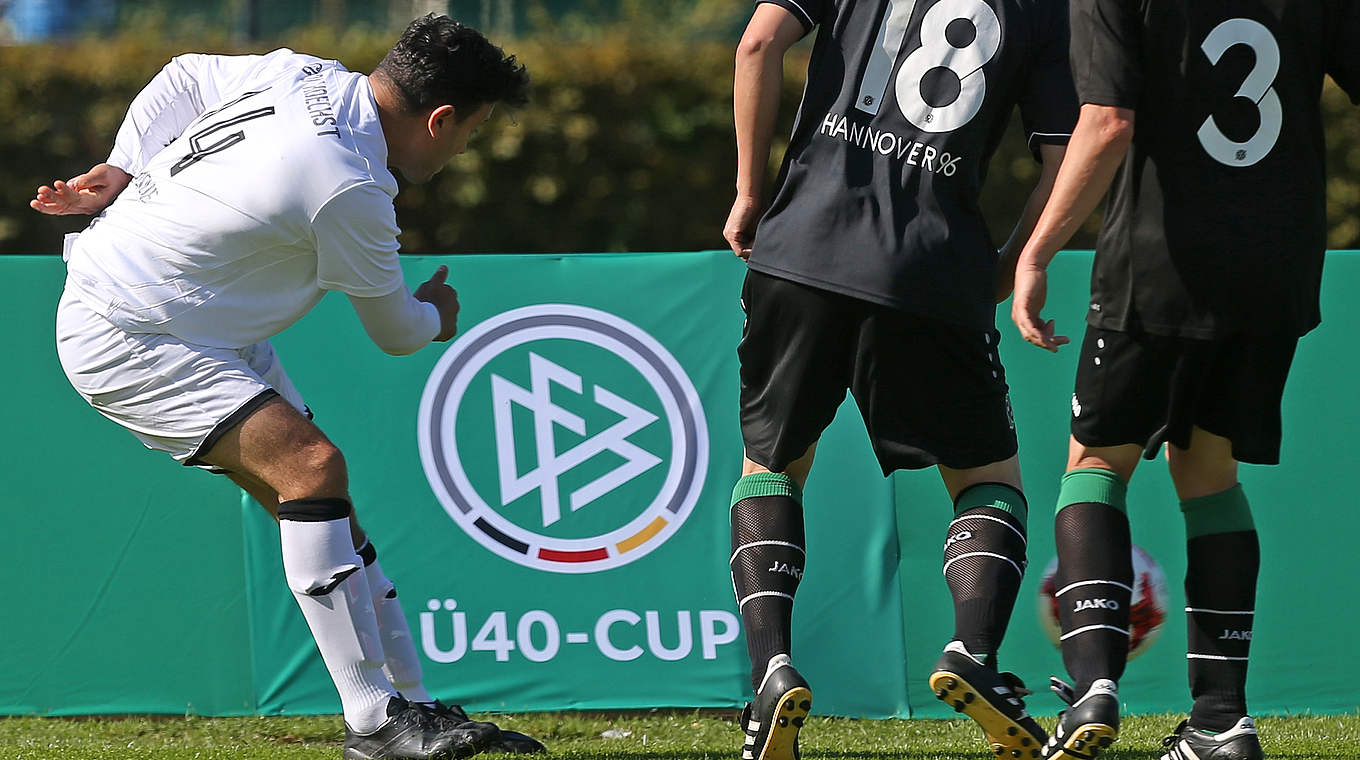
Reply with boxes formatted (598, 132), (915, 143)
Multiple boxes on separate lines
(2, 711), (1358, 760)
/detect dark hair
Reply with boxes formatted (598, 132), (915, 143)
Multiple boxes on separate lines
(374, 14), (530, 117)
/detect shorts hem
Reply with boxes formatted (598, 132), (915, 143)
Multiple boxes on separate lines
(183, 388), (281, 468)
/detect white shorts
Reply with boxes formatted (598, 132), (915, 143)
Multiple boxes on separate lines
(55, 285), (308, 465)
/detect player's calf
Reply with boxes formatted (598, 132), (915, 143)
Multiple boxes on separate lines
(279, 497), (396, 734)
(730, 472), (806, 691)
(1053, 469), (1133, 693)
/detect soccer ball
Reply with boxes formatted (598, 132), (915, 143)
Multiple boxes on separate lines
(1037, 544), (1169, 661)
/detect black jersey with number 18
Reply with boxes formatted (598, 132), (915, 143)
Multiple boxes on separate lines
(1073, 0), (1360, 339)
(748, 0), (1077, 330)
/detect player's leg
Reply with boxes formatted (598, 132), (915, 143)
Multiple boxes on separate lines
(932, 456), (1050, 758)
(1053, 439), (1140, 697)
(937, 457), (1027, 670)
(732, 447), (815, 692)
(55, 309), (457, 757)
(198, 400), (399, 727)
(205, 402), (491, 758)
(732, 271), (856, 760)
(1167, 427), (1258, 735)
(229, 466), (433, 703)
(235, 342), (526, 751)
(1159, 334), (1294, 760)
(237, 343), (435, 715)
(1043, 326), (1186, 759)
(232, 472), (535, 754)
(846, 308), (1043, 754)
(1034, 439), (1141, 760)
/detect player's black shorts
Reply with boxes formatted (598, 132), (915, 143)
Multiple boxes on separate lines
(1070, 326), (1299, 465)
(738, 269), (1017, 474)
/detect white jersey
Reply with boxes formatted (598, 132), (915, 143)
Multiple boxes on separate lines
(65, 49), (414, 349)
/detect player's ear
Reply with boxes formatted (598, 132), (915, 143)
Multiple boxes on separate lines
(427, 105), (457, 139)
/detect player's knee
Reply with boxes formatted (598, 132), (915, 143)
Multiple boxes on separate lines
(289, 440), (349, 497)
(1167, 447), (1236, 500)
(1067, 450), (1138, 482)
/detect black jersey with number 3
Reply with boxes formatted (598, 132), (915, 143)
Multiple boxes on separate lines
(1073, 0), (1360, 339)
(748, 0), (1078, 330)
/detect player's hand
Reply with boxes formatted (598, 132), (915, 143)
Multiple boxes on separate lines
(1011, 262), (1069, 352)
(30, 163), (133, 216)
(723, 194), (761, 261)
(415, 265), (460, 342)
(994, 246), (1019, 303)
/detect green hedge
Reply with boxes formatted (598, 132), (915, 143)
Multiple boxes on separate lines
(4, 26), (1358, 255)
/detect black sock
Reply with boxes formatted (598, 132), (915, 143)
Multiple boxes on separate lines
(1182, 486), (1258, 732)
(944, 483), (1029, 668)
(730, 472), (805, 694)
(1054, 469), (1133, 695)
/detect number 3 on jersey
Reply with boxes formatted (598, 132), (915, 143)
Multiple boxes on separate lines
(1198, 18), (1282, 167)
(855, 0), (1001, 133)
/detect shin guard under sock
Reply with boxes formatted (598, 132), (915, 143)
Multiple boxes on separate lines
(730, 472), (805, 694)
(1182, 485), (1258, 732)
(944, 483), (1029, 667)
(1054, 469), (1133, 695)
(279, 498), (394, 732)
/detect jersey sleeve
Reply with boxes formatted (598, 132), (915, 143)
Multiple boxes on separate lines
(756, 0), (829, 34)
(347, 289), (442, 356)
(1018, 0), (1080, 159)
(106, 49), (324, 176)
(1069, 0), (1143, 108)
(312, 183), (406, 298)
(1326, 0), (1360, 103)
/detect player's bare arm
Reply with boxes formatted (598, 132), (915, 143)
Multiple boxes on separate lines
(724, 4), (804, 261)
(413, 264), (460, 341)
(1012, 103), (1134, 352)
(995, 143), (1067, 303)
(30, 163), (132, 216)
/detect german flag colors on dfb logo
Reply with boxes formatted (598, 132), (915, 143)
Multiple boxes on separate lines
(418, 304), (709, 574)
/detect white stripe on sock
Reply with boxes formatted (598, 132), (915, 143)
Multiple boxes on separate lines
(948, 513), (1027, 544)
(942, 551), (1022, 577)
(1056, 578), (1133, 596)
(1059, 624), (1129, 640)
(1186, 653), (1249, 661)
(738, 591), (794, 611)
(730, 540), (805, 564)
(1184, 607), (1254, 614)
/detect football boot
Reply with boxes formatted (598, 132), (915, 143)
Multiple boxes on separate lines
(1042, 678), (1119, 760)
(344, 696), (462, 760)
(930, 641), (1046, 758)
(426, 700), (546, 754)
(1160, 717), (1263, 760)
(740, 654), (812, 760)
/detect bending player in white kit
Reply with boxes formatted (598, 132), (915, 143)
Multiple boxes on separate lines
(32, 15), (540, 760)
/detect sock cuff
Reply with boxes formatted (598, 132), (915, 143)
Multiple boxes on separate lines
(357, 539), (377, 566)
(278, 497), (353, 522)
(1057, 468), (1127, 514)
(1180, 484), (1254, 538)
(731, 472), (802, 507)
(953, 482), (1028, 525)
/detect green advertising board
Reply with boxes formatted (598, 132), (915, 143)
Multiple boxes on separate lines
(239, 251), (906, 717)
(4, 251), (1360, 718)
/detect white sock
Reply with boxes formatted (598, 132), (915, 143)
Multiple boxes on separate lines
(361, 550), (433, 703)
(280, 513), (396, 732)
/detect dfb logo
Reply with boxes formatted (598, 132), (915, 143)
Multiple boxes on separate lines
(418, 305), (709, 574)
